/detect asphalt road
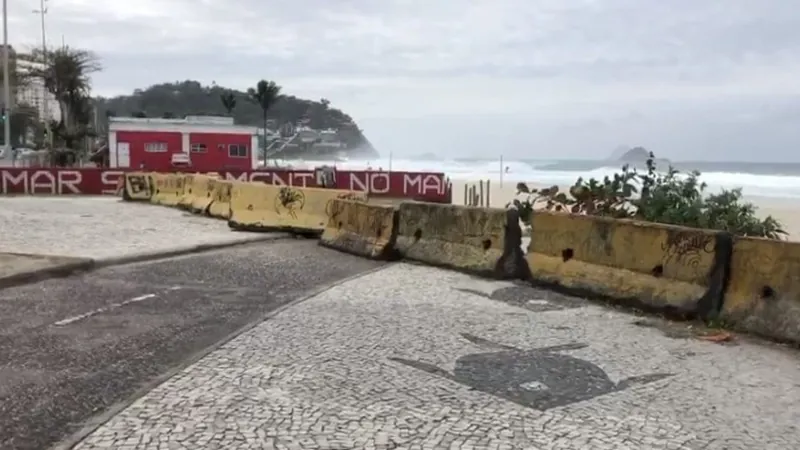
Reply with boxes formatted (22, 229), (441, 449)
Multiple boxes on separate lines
(0, 239), (385, 450)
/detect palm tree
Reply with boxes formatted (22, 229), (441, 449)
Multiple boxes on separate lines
(28, 46), (100, 154)
(220, 91), (236, 115)
(247, 79), (281, 166)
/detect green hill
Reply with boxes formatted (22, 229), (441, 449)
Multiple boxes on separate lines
(92, 80), (378, 158)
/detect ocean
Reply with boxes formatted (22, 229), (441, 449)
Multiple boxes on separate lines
(289, 157), (800, 200)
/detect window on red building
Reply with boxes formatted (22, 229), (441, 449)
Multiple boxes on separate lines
(190, 143), (207, 153)
(145, 142), (168, 152)
(229, 144), (248, 158)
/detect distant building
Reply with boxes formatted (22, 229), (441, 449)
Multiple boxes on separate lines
(263, 124), (350, 160)
(5, 49), (61, 122)
(107, 115), (258, 171)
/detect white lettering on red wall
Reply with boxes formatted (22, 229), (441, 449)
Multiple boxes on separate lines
(1, 171), (27, 193)
(403, 174), (444, 196)
(100, 171), (124, 195)
(1, 169), (449, 201)
(267, 171), (314, 187)
(59, 171), (82, 194)
(224, 172), (248, 183)
(223, 171), (315, 187)
(348, 172), (390, 194)
(2, 170), (83, 194)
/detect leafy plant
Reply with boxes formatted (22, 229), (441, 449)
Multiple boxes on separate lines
(511, 152), (787, 240)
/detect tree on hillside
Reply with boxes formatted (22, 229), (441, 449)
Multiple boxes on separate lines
(29, 46), (101, 159)
(247, 79), (282, 165)
(220, 90), (236, 116)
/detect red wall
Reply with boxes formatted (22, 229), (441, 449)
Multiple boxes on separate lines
(189, 133), (251, 170)
(117, 131), (182, 172)
(0, 168), (452, 202)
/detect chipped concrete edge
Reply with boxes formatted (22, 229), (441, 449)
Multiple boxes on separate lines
(0, 234), (289, 290)
(50, 263), (393, 450)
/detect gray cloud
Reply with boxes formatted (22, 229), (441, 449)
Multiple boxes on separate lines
(6, 0), (800, 160)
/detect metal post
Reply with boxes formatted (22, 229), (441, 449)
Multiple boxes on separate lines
(499, 155), (503, 187)
(36, 0), (51, 150)
(486, 179), (491, 207)
(2, 0), (11, 156)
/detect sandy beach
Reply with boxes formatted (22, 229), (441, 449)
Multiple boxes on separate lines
(452, 179), (800, 240)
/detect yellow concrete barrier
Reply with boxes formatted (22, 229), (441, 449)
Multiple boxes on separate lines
(177, 174), (195, 209)
(228, 183), (366, 236)
(525, 211), (732, 318)
(319, 199), (399, 259)
(721, 237), (800, 342)
(122, 172), (153, 201)
(394, 202), (526, 277)
(150, 173), (185, 207)
(189, 175), (218, 214)
(208, 180), (233, 219)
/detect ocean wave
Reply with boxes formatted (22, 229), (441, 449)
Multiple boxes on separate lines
(281, 157), (800, 200)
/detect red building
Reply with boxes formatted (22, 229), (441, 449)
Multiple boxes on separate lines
(108, 116), (259, 171)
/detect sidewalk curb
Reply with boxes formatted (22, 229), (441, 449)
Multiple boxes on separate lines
(52, 263), (393, 450)
(0, 234), (288, 290)
(0, 257), (95, 290)
(91, 233), (288, 269)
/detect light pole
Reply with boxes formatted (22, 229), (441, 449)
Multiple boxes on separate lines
(34, 0), (51, 149)
(2, 0), (11, 156)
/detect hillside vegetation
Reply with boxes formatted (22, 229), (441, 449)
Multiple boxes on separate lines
(92, 80), (373, 154)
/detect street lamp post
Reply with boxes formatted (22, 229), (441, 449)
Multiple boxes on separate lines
(2, 0), (11, 156)
(34, 0), (51, 149)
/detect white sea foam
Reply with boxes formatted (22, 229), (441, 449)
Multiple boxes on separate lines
(280, 157), (800, 200)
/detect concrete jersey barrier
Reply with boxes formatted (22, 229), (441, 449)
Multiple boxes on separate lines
(121, 172), (153, 201)
(525, 211), (732, 319)
(319, 199), (399, 259)
(190, 176), (218, 214)
(228, 182), (366, 236)
(394, 202), (526, 278)
(208, 180), (233, 219)
(176, 174), (195, 209)
(114, 171), (800, 345)
(721, 237), (800, 342)
(177, 174), (214, 210)
(150, 173), (184, 207)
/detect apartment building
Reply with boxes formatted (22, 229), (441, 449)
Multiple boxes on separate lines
(14, 51), (60, 122)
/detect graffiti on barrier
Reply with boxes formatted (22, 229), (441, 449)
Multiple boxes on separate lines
(275, 187), (305, 219)
(126, 174), (151, 196)
(389, 333), (672, 411)
(214, 182), (232, 203)
(205, 178), (217, 197)
(662, 230), (715, 268)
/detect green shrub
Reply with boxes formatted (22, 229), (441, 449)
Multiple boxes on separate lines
(511, 152), (787, 240)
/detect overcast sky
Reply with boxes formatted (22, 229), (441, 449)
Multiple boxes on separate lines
(7, 0), (800, 161)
